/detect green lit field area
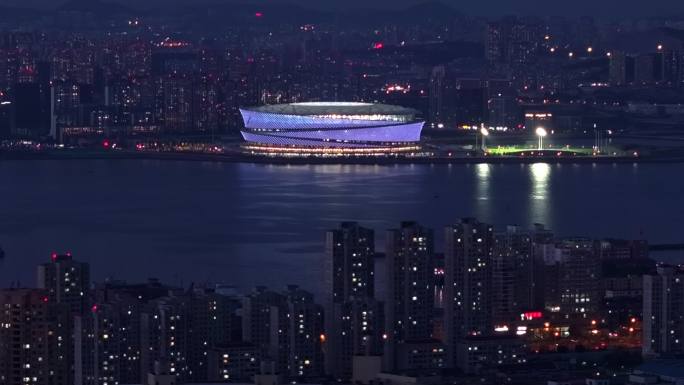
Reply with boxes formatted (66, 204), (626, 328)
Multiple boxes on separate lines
(486, 145), (601, 156)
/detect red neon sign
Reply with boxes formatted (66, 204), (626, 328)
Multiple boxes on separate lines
(521, 311), (542, 320)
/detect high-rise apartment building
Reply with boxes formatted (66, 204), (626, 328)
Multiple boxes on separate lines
(326, 297), (385, 380)
(444, 218), (495, 364)
(642, 265), (684, 357)
(385, 222), (437, 370)
(492, 226), (534, 324)
(556, 239), (601, 317)
(280, 286), (324, 379)
(36, 253), (90, 385)
(37, 253), (90, 315)
(0, 289), (71, 385)
(242, 286), (285, 365)
(325, 222), (376, 304)
(324, 222), (377, 379)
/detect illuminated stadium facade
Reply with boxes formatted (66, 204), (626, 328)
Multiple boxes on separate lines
(239, 102), (424, 156)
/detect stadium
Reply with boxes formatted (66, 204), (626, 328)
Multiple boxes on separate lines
(239, 102), (424, 156)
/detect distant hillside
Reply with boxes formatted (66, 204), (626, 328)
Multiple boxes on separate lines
(333, 1), (463, 25)
(129, 0), (461, 25)
(0, 0), (463, 26)
(57, 0), (136, 15)
(402, 1), (463, 20)
(605, 27), (684, 54)
(0, 6), (44, 21)
(663, 27), (684, 42)
(172, 2), (328, 23)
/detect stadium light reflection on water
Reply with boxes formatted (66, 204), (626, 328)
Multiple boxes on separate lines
(530, 163), (551, 225)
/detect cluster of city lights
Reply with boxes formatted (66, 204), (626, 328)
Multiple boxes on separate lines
(550, 44), (666, 59)
(461, 125), (509, 132)
(241, 144), (422, 157)
(310, 114), (410, 122)
(157, 38), (190, 48)
(384, 84), (411, 94)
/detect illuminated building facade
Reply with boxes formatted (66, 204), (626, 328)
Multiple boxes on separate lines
(36, 253), (89, 385)
(239, 102), (424, 156)
(643, 266), (684, 357)
(241, 287), (286, 362)
(75, 303), (128, 385)
(248, 285), (324, 378)
(325, 222), (376, 303)
(37, 253), (91, 315)
(386, 222), (435, 342)
(556, 239), (601, 316)
(326, 297), (385, 380)
(455, 334), (527, 374)
(281, 286), (324, 379)
(385, 222), (436, 371)
(0, 289), (71, 385)
(207, 344), (261, 382)
(324, 222), (380, 380)
(395, 340), (446, 371)
(444, 219), (495, 365)
(492, 226), (535, 325)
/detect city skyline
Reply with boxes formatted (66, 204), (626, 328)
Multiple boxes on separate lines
(1, 219), (680, 385)
(2, 0), (684, 384)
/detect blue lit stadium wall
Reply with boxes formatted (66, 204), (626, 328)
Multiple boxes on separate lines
(239, 105), (424, 149)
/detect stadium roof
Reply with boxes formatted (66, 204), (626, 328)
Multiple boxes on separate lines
(243, 102), (419, 116)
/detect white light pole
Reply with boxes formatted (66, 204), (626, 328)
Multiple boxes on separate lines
(480, 127), (489, 151)
(536, 127), (547, 150)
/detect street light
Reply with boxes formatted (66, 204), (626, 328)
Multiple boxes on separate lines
(536, 127), (548, 150)
(480, 127), (489, 151)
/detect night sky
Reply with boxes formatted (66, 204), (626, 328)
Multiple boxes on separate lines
(8, 0), (684, 17)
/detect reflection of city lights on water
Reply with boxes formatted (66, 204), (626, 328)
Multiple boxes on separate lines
(474, 163), (492, 221)
(531, 163), (550, 199)
(530, 163), (551, 225)
(476, 164), (490, 201)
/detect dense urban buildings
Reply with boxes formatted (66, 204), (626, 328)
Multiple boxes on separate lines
(2, 1), (684, 385)
(2, 219), (675, 384)
(0, 289), (71, 385)
(1, 1), (684, 155)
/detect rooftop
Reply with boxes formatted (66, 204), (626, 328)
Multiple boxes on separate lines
(636, 359), (684, 379)
(243, 102), (419, 117)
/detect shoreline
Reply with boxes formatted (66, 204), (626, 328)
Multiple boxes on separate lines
(2, 149), (684, 165)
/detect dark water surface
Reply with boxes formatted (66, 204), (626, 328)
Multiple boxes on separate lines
(1, 160), (683, 295)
